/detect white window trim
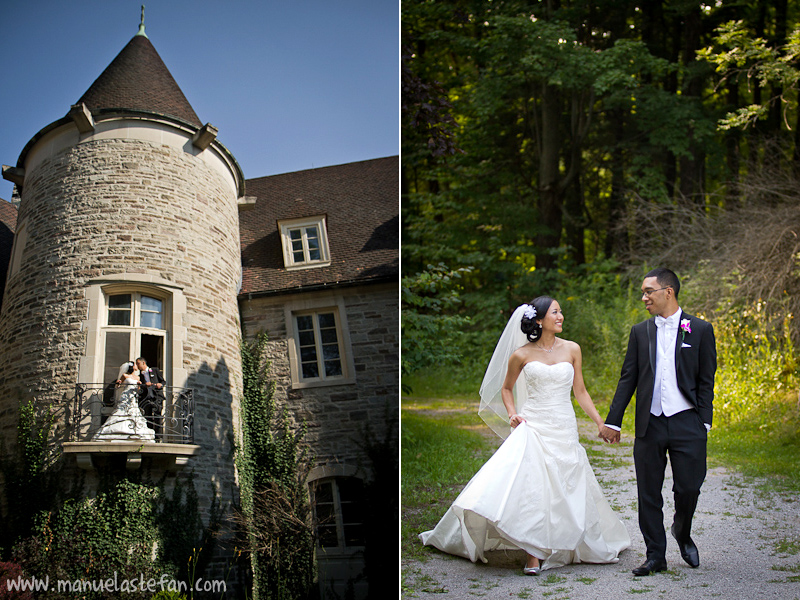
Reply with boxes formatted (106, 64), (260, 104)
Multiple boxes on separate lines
(278, 215), (331, 270)
(284, 296), (355, 389)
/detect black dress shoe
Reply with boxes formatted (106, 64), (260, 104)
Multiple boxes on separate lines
(632, 559), (667, 576)
(671, 524), (700, 568)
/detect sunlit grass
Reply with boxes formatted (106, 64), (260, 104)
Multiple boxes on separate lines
(401, 397), (499, 560)
(707, 416), (800, 490)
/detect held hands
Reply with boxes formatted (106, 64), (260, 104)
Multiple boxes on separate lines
(598, 424), (620, 444)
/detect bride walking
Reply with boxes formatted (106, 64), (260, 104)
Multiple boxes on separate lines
(420, 296), (630, 574)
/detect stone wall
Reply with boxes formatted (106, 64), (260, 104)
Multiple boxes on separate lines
(239, 282), (398, 470)
(0, 134), (243, 522)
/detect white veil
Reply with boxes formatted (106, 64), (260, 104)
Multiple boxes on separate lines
(478, 304), (530, 439)
(117, 361), (134, 381)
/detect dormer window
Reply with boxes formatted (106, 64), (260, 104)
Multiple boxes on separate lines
(279, 216), (331, 270)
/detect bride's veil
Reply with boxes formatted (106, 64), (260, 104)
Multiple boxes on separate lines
(478, 304), (529, 439)
(116, 361), (134, 381)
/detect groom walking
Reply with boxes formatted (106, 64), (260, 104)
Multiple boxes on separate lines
(599, 268), (716, 576)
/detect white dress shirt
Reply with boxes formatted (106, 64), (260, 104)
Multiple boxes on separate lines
(652, 308), (693, 417)
(605, 307), (710, 432)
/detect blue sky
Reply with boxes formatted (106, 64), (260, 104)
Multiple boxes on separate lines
(0, 1), (399, 201)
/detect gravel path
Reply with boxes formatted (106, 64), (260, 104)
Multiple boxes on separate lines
(402, 419), (800, 599)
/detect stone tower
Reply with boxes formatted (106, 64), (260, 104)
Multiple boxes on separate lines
(0, 18), (244, 516)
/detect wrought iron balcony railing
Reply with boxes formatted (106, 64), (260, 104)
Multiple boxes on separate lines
(68, 383), (194, 444)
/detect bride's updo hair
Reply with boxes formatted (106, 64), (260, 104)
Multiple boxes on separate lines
(125, 362), (135, 375)
(520, 296), (556, 342)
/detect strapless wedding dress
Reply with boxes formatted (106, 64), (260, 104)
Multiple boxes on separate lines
(419, 361), (630, 569)
(92, 377), (155, 442)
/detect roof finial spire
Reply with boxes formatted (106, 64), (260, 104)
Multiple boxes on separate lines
(136, 5), (148, 38)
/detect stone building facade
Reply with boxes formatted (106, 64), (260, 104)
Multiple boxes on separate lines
(0, 21), (397, 600)
(238, 157), (398, 598)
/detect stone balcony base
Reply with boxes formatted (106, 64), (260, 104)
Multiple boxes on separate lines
(63, 441), (201, 471)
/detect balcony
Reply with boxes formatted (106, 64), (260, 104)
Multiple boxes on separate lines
(62, 383), (200, 471)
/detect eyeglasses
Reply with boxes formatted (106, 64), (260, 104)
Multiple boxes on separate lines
(641, 287), (670, 298)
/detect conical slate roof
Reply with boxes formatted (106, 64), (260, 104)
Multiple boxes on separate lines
(77, 33), (202, 127)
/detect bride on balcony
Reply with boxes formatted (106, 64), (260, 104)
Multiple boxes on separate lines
(92, 361), (155, 442)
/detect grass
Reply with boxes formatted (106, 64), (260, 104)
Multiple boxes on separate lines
(706, 416), (800, 491)
(401, 397), (500, 561)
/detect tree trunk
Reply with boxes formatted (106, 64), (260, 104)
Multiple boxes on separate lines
(726, 79), (741, 206)
(536, 83), (564, 271)
(564, 148), (585, 265)
(605, 109), (626, 258)
(678, 5), (705, 203)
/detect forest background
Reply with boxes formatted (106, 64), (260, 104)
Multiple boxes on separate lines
(401, 0), (800, 497)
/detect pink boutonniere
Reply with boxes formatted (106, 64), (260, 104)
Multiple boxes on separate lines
(680, 318), (692, 341)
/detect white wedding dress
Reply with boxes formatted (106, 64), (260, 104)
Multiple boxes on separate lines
(420, 361), (630, 570)
(92, 376), (155, 442)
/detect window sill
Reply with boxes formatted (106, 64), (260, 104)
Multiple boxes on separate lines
(284, 261), (332, 271)
(316, 546), (366, 558)
(291, 376), (355, 390)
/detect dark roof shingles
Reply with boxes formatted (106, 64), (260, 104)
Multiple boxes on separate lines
(77, 35), (202, 127)
(239, 156), (398, 295)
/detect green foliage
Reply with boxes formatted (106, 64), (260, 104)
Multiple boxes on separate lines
(157, 474), (217, 586)
(237, 333), (315, 600)
(708, 419), (800, 490)
(700, 20), (800, 130)
(151, 591), (188, 600)
(1, 399), (216, 599)
(0, 398), (62, 560)
(13, 479), (171, 600)
(557, 266), (647, 400)
(401, 263), (473, 377)
(401, 403), (497, 560)
(712, 301), (797, 427)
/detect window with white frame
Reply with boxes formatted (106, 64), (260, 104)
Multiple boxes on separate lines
(278, 216), (331, 270)
(102, 291), (168, 384)
(294, 310), (344, 381)
(285, 298), (355, 389)
(311, 477), (366, 549)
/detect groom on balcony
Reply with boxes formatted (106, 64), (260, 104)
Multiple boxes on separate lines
(136, 357), (167, 440)
(599, 267), (717, 576)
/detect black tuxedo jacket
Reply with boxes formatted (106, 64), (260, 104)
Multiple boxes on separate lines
(605, 311), (716, 438)
(139, 367), (167, 400)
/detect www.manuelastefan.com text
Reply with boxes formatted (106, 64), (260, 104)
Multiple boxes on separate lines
(5, 573), (226, 594)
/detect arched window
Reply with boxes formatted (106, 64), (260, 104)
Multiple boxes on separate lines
(311, 476), (367, 549)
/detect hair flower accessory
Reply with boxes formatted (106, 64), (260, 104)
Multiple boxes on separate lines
(523, 305), (537, 320)
(680, 318), (692, 340)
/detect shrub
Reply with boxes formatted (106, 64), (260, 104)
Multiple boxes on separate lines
(712, 301), (797, 427)
(151, 591), (187, 600)
(13, 479), (184, 600)
(0, 561), (33, 600)
(237, 333), (316, 600)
